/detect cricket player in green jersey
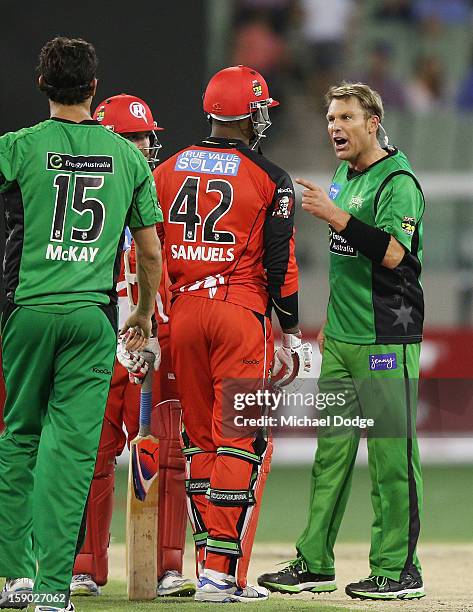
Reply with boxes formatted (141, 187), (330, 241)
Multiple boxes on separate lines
(259, 83), (425, 601)
(0, 37), (162, 611)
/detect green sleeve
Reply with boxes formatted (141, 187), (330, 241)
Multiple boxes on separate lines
(0, 133), (21, 194)
(129, 154), (162, 228)
(375, 174), (424, 251)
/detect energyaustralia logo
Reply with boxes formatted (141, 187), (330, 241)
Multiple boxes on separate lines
(47, 152), (114, 173)
(175, 150), (241, 176)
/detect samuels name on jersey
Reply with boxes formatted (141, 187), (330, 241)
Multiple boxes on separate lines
(170, 244), (234, 262)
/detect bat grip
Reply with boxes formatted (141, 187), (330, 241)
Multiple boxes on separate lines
(138, 351), (155, 436)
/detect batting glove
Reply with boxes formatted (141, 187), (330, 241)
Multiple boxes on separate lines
(271, 332), (313, 387)
(117, 335), (161, 384)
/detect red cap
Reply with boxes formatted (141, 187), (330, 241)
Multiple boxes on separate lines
(203, 65), (278, 119)
(93, 93), (163, 133)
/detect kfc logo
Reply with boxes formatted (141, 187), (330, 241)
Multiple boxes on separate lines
(273, 195), (294, 218)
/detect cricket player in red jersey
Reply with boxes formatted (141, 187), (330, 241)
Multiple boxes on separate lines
(152, 65), (312, 603)
(70, 94), (194, 598)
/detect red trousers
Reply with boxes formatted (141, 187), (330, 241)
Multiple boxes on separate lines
(170, 295), (273, 579)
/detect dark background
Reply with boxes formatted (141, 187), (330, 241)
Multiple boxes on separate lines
(0, 1), (208, 304)
(0, 1), (208, 151)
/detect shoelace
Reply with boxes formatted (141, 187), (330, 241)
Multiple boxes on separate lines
(73, 574), (92, 582)
(277, 557), (308, 574)
(365, 575), (388, 588)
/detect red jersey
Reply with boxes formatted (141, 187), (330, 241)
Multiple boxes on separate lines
(153, 137), (298, 317)
(116, 240), (170, 329)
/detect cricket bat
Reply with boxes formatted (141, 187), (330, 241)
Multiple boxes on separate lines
(124, 248), (159, 600)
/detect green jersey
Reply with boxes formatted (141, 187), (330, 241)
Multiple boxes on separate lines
(0, 118), (162, 310)
(324, 148), (424, 345)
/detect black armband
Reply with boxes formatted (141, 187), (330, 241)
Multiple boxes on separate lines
(271, 292), (299, 330)
(339, 216), (390, 264)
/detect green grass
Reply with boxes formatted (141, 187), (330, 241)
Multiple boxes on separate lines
(112, 464), (473, 545)
(0, 579), (360, 612)
(3, 464), (472, 611)
(76, 581), (359, 611)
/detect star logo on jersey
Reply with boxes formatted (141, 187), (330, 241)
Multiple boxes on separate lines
(349, 194), (364, 210)
(390, 300), (414, 332)
(81, 232), (88, 240)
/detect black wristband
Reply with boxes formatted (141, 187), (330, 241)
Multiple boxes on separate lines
(271, 292), (299, 330)
(339, 216), (390, 264)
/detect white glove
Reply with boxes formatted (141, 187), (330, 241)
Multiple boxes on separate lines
(116, 335), (161, 384)
(271, 332), (313, 387)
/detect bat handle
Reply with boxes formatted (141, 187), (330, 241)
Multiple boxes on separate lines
(138, 350), (155, 436)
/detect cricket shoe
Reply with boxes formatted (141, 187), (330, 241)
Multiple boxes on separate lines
(195, 570), (269, 603)
(345, 574), (425, 600)
(0, 578), (34, 609)
(156, 571), (195, 597)
(30, 603), (74, 612)
(257, 557), (337, 594)
(69, 574), (100, 597)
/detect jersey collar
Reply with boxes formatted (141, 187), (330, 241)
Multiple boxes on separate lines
(50, 117), (99, 125)
(346, 147), (398, 180)
(196, 137), (248, 149)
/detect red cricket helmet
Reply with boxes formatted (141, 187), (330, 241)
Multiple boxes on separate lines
(203, 65), (279, 148)
(93, 93), (163, 166)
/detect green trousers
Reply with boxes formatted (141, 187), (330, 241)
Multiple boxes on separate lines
(297, 338), (423, 581)
(0, 304), (116, 605)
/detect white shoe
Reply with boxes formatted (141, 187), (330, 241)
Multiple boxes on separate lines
(0, 578), (34, 609)
(32, 603), (74, 612)
(156, 570), (195, 597)
(195, 570), (269, 603)
(70, 574), (100, 597)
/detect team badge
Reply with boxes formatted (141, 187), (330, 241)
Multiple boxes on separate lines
(273, 195), (293, 219)
(129, 101), (149, 123)
(252, 80), (263, 97)
(401, 216), (416, 236)
(96, 107), (105, 122)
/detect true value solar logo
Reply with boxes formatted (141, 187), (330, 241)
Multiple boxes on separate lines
(175, 150), (241, 176)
